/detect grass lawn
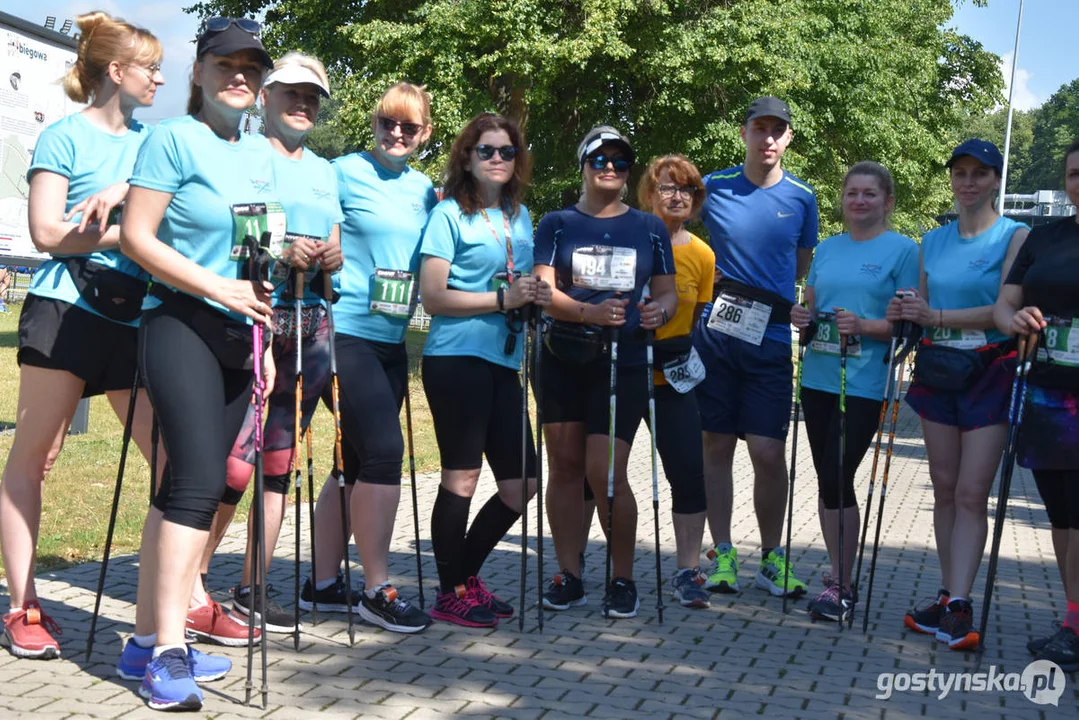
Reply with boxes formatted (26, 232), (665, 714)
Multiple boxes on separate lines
(0, 304), (440, 576)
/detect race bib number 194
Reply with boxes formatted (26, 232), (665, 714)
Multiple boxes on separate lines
(571, 245), (636, 292)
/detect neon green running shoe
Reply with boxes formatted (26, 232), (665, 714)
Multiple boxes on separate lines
(755, 547), (807, 597)
(703, 544), (740, 593)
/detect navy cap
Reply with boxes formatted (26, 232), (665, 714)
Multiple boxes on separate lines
(196, 22), (273, 69)
(946, 139), (1003, 172)
(745, 96), (792, 126)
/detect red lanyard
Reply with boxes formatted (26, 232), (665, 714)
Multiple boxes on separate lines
(480, 208), (514, 284)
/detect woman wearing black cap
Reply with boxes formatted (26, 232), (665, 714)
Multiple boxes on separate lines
(888, 139), (1029, 650)
(119, 18), (277, 711)
(536, 125), (676, 619)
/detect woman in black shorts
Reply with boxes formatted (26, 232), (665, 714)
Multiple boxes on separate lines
(419, 113), (551, 627)
(536, 126), (677, 619)
(994, 138), (1079, 672)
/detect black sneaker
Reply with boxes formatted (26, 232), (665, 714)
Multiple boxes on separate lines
(358, 584), (431, 634)
(231, 585), (296, 634)
(806, 581), (853, 623)
(542, 570), (587, 611)
(602, 577), (639, 619)
(298, 573), (364, 614)
(903, 588), (949, 635)
(1028, 621), (1062, 656)
(935, 599), (979, 650)
(1036, 626), (1079, 672)
(468, 576), (514, 618)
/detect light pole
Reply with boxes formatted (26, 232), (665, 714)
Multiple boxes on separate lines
(998, 0), (1025, 215)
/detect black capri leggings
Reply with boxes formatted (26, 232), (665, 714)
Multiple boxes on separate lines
(422, 354), (537, 480)
(801, 387), (881, 511)
(333, 333), (408, 485)
(1033, 470), (1079, 529)
(645, 383), (707, 515)
(142, 304), (253, 531)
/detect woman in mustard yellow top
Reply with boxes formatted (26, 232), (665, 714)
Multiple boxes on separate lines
(638, 154), (714, 608)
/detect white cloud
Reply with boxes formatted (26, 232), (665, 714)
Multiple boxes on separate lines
(1000, 51), (1039, 111)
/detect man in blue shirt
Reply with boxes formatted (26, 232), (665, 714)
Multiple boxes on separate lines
(694, 96), (818, 599)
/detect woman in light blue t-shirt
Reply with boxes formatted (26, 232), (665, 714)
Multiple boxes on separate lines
(419, 113), (551, 628)
(791, 161), (919, 624)
(889, 139), (1030, 651)
(0, 12), (162, 663)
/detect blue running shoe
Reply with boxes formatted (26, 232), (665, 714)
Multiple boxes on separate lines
(118, 640), (231, 683)
(138, 647), (203, 711)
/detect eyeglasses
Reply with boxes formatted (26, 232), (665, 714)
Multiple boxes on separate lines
(656, 184), (697, 199)
(586, 154), (631, 172)
(127, 63), (162, 78)
(377, 116), (423, 138)
(474, 144), (517, 161)
(205, 17), (261, 35)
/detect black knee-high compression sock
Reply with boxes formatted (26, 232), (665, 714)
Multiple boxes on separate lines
(431, 486), (472, 593)
(461, 494), (521, 580)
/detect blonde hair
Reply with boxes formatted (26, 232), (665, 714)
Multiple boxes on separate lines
(373, 82), (432, 126)
(271, 51), (330, 93)
(63, 11), (162, 103)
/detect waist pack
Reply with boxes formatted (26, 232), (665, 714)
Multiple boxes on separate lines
(272, 304), (324, 339)
(712, 278), (793, 326)
(63, 257), (147, 323)
(544, 320), (606, 364)
(914, 342), (1002, 392)
(151, 285), (261, 370)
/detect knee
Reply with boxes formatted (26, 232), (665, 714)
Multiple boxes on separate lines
(954, 480), (991, 514)
(498, 478), (536, 513)
(702, 437), (736, 467)
(161, 485), (225, 531)
(670, 475), (707, 515)
(549, 453), (585, 486)
(931, 472), (959, 506)
(357, 437), (404, 486)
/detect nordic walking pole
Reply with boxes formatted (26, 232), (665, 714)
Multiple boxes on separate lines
(322, 269), (355, 645)
(305, 426), (318, 624)
(850, 319), (903, 629)
(518, 303), (531, 632)
(861, 338), (911, 634)
(291, 270), (304, 651)
(783, 325), (808, 614)
(533, 311), (545, 631)
(243, 234), (272, 708)
(404, 379), (424, 610)
(977, 333), (1037, 652)
(603, 315), (619, 618)
(644, 317), (663, 624)
(85, 366), (140, 661)
(836, 332), (848, 631)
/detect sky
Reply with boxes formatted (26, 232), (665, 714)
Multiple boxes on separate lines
(4, 0), (1076, 121)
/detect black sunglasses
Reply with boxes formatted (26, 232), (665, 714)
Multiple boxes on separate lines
(474, 144), (517, 161)
(586, 154), (631, 172)
(205, 17), (261, 35)
(378, 116), (423, 138)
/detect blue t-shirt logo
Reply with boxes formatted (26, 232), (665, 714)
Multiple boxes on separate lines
(860, 263), (882, 278)
(250, 177), (271, 194)
(968, 258), (990, 271)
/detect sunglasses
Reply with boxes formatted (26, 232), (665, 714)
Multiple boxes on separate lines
(378, 116), (423, 138)
(205, 17), (262, 35)
(474, 144), (517, 161)
(586, 154), (631, 172)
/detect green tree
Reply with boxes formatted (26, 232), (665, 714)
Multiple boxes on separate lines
(1025, 79), (1079, 192)
(189, 0), (1001, 237)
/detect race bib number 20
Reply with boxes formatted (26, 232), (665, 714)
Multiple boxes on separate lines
(571, 245), (636, 292)
(930, 326), (987, 350)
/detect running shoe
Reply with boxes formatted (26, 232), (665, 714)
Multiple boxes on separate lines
(468, 576), (514, 618)
(2, 600), (61, 659)
(936, 599), (979, 650)
(542, 570), (587, 611)
(231, 585), (297, 633)
(704, 544), (740, 593)
(431, 584), (499, 628)
(807, 576), (854, 623)
(117, 640), (230, 683)
(358, 583), (431, 633)
(603, 578), (640, 619)
(299, 573), (364, 614)
(139, 647), (203, 711)
(903, 588), (949, 635)
(755, 548), (807, 597)
(671, 568), (710, 609)
(1028, 621), (1062, 656)
(186, 600), (261, 646)
(1035, 626), (1079, 672)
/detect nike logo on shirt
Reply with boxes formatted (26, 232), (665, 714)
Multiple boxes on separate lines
(777, 211), (795, 218)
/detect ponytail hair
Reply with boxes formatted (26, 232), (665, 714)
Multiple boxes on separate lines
(63, 11), (162, 103)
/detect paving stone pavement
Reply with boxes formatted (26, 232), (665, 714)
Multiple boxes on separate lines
(2, 401), (1077, 719)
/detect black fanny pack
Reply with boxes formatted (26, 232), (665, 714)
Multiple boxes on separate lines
(544, 320), (606, 364)
(712, 278), (793, 325)
(63, 257), (147, 323)
(151, 285), (260, 370)
(914, 341), (1003, 392)
(653, 335), (692, 365)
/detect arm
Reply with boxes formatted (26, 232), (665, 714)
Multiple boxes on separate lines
(994, 283), (1044, 336)
(120, 185), (272, 325)
(796, 247), (813, 282)
(639, 274), (677, 330)
(533, 265), (624, 326)
(27, 172), (123, 254)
